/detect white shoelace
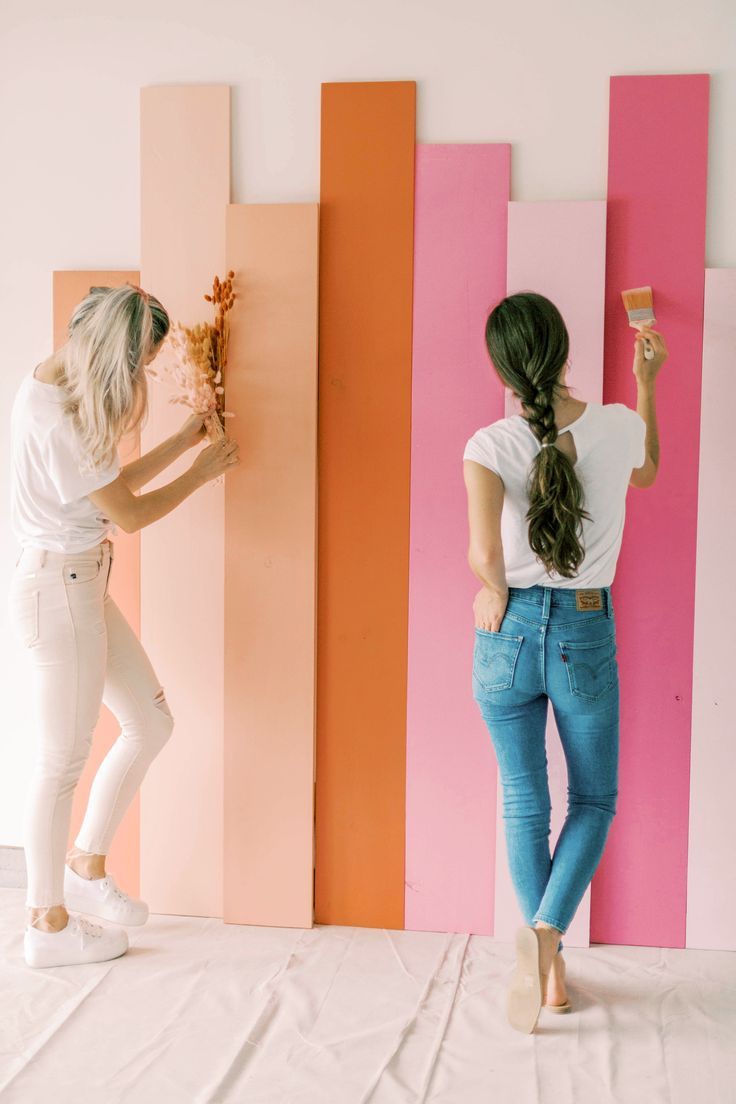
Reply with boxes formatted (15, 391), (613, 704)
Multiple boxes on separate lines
(71, 914), (103, 940)
(103, 876), (131, 904)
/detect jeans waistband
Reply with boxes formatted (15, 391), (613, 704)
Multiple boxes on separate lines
(17, 539), (113, 570)
(507, 584), (613, 616)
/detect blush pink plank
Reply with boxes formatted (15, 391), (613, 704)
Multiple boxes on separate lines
(594, 74), (709, 947)
(493, 201), (607, 949)
(686, 270), (736, 951)
(139, 86), (230, 917)
(405, 144), (510, 935)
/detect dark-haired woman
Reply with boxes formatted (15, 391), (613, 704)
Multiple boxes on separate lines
(8, 284), (240, 968)
(462, 291), (666, 1033)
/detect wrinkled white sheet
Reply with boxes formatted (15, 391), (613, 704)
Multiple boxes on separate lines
(1, 886), (735, 1103)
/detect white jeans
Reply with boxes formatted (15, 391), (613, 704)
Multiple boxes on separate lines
(7, 538), (174, 909)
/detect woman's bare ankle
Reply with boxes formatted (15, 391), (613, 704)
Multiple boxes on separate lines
(28, 904), (69, 933)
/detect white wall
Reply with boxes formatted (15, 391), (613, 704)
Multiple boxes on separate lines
(0, 0), (733, 844)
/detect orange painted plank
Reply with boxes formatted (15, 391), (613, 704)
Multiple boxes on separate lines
(223, 204), (319, 927)
(139, 86), (230, 916)
(315, 82), (416, 927)
(55, 270), (142, 895)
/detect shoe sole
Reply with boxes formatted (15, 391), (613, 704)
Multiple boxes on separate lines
(506, 926), (545, 1033)
(63, 891), (148, 926)
(24, 940), (128, 969)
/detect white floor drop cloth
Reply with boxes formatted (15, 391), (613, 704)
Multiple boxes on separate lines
(1, 887), (734, 1103)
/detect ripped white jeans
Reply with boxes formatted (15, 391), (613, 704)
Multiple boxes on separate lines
(7, 538), (174, 909)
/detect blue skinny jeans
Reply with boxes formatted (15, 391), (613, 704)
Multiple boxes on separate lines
(473, 584), (619, 953)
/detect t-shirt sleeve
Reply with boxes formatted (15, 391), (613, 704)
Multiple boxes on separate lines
(463, 426), (503, 478)
(627, 409), (647, 469)
(43, 423), (121, 506)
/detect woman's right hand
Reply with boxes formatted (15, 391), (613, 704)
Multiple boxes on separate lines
(633, 325), (668, 386)
(191, 437), (240, 484)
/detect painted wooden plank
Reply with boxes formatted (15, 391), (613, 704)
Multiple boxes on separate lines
(594, 74), (709, 947)
(139, 85), (230, 917)
(404, 145), (510, 935)
(315, 81), (415, 928)
(492, 201), (607, 949)
(55, 269), (142, 897)
(223, 203), (318, 927)
(686, 269), (736, 951)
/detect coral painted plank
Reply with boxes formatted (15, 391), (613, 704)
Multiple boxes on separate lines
(56, 270), (143, 897)
(686, 269), (736, 951)
(139, 86), (230, 917)
(315, 81), (415, 928)
(492, 202), (607, 950)
(594, 74), (709, 947)
(404, 145), (510, 936)
(223, 204), (318, 928)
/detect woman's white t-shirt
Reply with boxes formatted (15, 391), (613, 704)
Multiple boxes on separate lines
(463, 401), (647, 588)
(10, 368), (121, 553)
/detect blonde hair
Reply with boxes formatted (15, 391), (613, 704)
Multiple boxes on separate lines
(59, 284), (170, 471)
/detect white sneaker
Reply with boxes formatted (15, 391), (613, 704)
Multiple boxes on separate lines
(24, 912), (128, 968)
(63, 864), (149, 926)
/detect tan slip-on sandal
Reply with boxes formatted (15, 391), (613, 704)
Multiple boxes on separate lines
(506, 925), (550, 1033)
(544, 952), (572, 1014)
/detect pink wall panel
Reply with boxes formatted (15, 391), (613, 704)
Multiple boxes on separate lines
(139, 85), (230, 917)
(223, 203), (318, 928)
(686, 269), (736, 951)
(405, 144), (510, 935)
(594, 74), (709, 947)
(495, 201), (607, 949)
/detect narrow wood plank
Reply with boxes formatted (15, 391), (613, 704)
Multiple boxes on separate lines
(223, 203), (318, 927)
(315, 81), (415, 928)
(686, 269), (736, 951)
(139, 85), (230, 917)
(404, 145), (510, 935)
(594, 74), (709, 947)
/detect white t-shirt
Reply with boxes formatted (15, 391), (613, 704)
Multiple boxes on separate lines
(10, 367), (121, 553)
(463, 401), (647, 588)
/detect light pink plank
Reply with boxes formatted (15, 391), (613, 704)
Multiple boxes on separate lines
(686, 269), (736, 951)
(493, 201), (607, 949)
(223, 203), (318, 927)
(405, 144), (510, 935)
(139, 86), (230, 917)
(594, 74), (709, 947)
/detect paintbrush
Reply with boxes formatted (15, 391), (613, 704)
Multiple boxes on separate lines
(621, 286), (656, 360)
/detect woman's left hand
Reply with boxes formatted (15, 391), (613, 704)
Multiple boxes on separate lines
(179, 405), (216, 450)
(473, 586), (509, 632)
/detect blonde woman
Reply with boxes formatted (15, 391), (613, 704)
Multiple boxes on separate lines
(8, 284), (240, 968)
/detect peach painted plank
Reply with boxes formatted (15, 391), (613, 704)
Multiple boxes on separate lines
(594, 74), (709, 947)
(686, 269), (736, 951)
(56, 270), (142, 896)
(404, 145), (510, 936)
(315, 81), (415, 928)
(139, 85), (230, 917)
(492, 201), (607, 950)
(223, 203), (318, 927)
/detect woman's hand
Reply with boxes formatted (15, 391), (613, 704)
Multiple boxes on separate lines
(633, 325), (668, 387)
(178, 405), (217, 451)
(191, 437), (240, 484)
(473, 585), (508, 632)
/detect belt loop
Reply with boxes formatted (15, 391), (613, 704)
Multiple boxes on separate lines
(40, 549), (47, 568)
(606, 588), (612, 619)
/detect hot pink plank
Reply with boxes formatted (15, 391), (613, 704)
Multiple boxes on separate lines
(594, 74), (709, 947)
(405, 144), (510, 934)
(686, 269), (736, 951)
(493, 201), (607, 950)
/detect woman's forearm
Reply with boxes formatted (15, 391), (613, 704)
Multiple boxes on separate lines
(121, 467), (204, 532)
(120, 430), (189, 492)
(469, 549), (508, 597)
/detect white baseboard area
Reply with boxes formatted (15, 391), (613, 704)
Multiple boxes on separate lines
(0, 846), (26, 889)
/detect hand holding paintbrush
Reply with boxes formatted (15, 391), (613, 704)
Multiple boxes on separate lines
(621, 285), (657, 359)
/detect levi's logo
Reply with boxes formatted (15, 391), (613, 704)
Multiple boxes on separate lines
(575, 589), (603, 611)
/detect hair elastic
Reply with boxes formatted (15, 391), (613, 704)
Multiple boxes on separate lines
(126, 281), (151, 304)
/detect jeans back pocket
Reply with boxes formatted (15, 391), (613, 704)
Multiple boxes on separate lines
(558, 632), (617, 702)
(473, 628), (524, 694)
